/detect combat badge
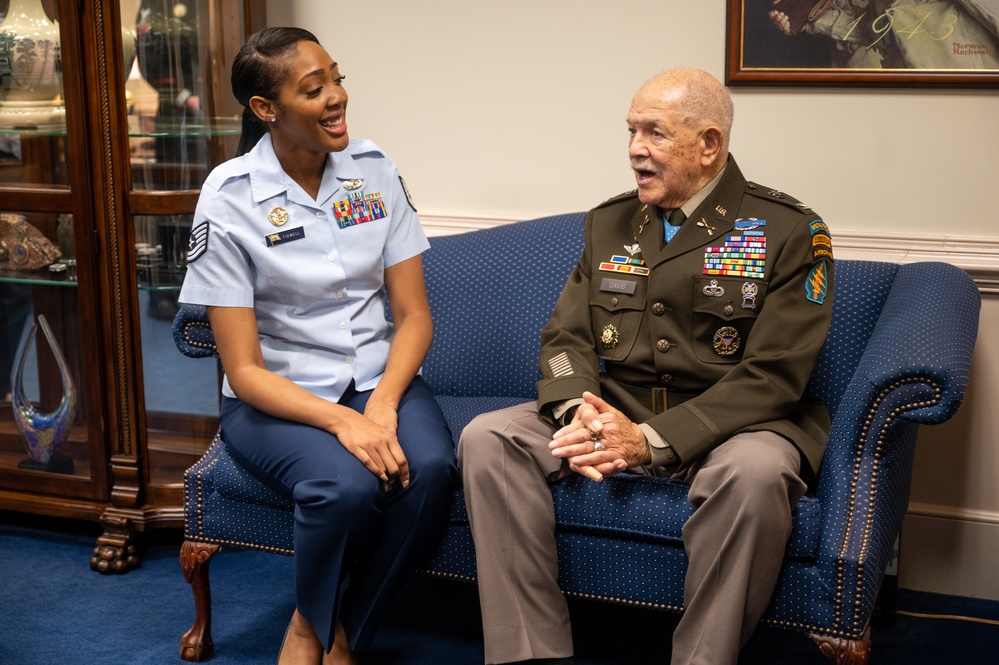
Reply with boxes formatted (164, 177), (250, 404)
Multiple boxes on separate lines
(806, 260), (829, 305)
(268, 206), (289, 227)
(600, 324), (620, 349)
(712, 326), (741, 356)
(342, 179), (364, 191)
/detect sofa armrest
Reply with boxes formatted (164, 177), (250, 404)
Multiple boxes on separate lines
(172, 304), (217, 359)
(813, 261), (979, 636)
(853, 261), (979, 425)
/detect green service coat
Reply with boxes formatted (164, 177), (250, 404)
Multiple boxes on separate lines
(536, 156), (834, 475)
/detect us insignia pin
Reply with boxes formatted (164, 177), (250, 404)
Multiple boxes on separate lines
(268, 206), (289, 227)
(342, 179), (364, 191)
(600, 324), (620, 349)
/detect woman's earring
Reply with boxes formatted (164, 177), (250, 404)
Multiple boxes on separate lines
(269, 117), (277, 123)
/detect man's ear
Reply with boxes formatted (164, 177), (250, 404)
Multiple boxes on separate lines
(700, 126), (723, 166)
(248, 95), (276, 123)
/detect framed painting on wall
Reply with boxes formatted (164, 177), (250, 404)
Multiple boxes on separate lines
(726, 0), (999, 86)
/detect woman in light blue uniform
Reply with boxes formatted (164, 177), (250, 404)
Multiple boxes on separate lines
(178, 27), (457, 665)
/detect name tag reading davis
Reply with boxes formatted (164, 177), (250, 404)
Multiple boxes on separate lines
(600, 277), (637, 295)
(266, 226), (306, 247)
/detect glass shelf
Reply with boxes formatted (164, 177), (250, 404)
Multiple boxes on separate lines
(0, 116), (242, 138)
(0, 261), (185, 291)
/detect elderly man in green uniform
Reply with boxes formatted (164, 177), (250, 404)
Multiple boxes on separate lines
(458, 67), (834, 665)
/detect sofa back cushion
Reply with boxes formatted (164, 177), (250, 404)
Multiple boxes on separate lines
(422, 213), (586, 398)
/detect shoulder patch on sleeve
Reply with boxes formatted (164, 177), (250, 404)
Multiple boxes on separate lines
(186, 221), (209, 264)
(805, 259), (830, 304)
(809, 219), (833, 262)
(594, 189), (639, 211)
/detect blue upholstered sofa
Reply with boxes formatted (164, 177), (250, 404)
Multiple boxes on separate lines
(175, 213), (981, 664)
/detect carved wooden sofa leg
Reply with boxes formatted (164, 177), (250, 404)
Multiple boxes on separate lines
(811, 627), (871, 665)
(180, 540), (221, 662)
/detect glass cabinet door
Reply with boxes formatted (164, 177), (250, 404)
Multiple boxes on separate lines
(0, 0), (100, 499)
(122, 0), (256, 497)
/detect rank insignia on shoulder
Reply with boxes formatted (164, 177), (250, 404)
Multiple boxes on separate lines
(268, 206), (289, 227)
(600, 324), (620, 349)
(186, 221), (209, 264)
(399, 175), (417, 212)
(806, 260), (829, 304)
(595, 189), (638, 210)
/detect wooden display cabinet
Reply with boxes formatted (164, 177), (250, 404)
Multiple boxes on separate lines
(0, 0), (265, 572)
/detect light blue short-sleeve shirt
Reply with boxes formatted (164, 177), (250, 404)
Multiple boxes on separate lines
(179, 134), (429, 402)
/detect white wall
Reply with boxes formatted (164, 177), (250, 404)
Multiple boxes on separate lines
(267, 1), (999, 237)
(266, 0), (999, 600)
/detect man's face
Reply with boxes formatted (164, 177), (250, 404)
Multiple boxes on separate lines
(626, 85), (704, 209)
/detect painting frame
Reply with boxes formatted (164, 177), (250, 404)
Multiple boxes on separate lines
(726, 0), (999, 87)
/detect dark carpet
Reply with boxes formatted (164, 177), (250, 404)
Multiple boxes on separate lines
(2, 513), (997, 664)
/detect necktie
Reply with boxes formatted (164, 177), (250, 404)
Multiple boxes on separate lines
(663, 209), (686, 243)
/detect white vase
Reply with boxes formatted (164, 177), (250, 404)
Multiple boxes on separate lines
(0, 0), (65, 128)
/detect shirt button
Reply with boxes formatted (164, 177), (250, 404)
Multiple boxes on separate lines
(316, 211), (325, 219)
(327, 252), (337, 262)
(336, 291), (344, 299)
(345, 356), (354, 364)
(656, 339), (671, 353)
(652, 302), (666, 316)
(339, 322), (347, 330)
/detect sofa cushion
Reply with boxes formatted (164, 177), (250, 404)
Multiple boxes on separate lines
(436, 395), (821, 562)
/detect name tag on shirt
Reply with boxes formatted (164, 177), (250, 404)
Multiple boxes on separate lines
(266, 226), (306, 247)
(599, 277), (637, 294)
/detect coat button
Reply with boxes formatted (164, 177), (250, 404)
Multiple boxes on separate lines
(610, 297), (619, 306)
(652, 302), (666, 316)
(724, 305), (734, 315)
(656, 339), (671, 353)
(660, 374), (673, 386)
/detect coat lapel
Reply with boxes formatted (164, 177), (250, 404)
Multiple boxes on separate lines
(647, 156), (746, 268)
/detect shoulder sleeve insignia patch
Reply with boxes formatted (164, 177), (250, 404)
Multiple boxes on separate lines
(805, 259), (829, 304)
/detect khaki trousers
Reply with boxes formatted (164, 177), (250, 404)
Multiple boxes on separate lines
(458, 402), (807, 665)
